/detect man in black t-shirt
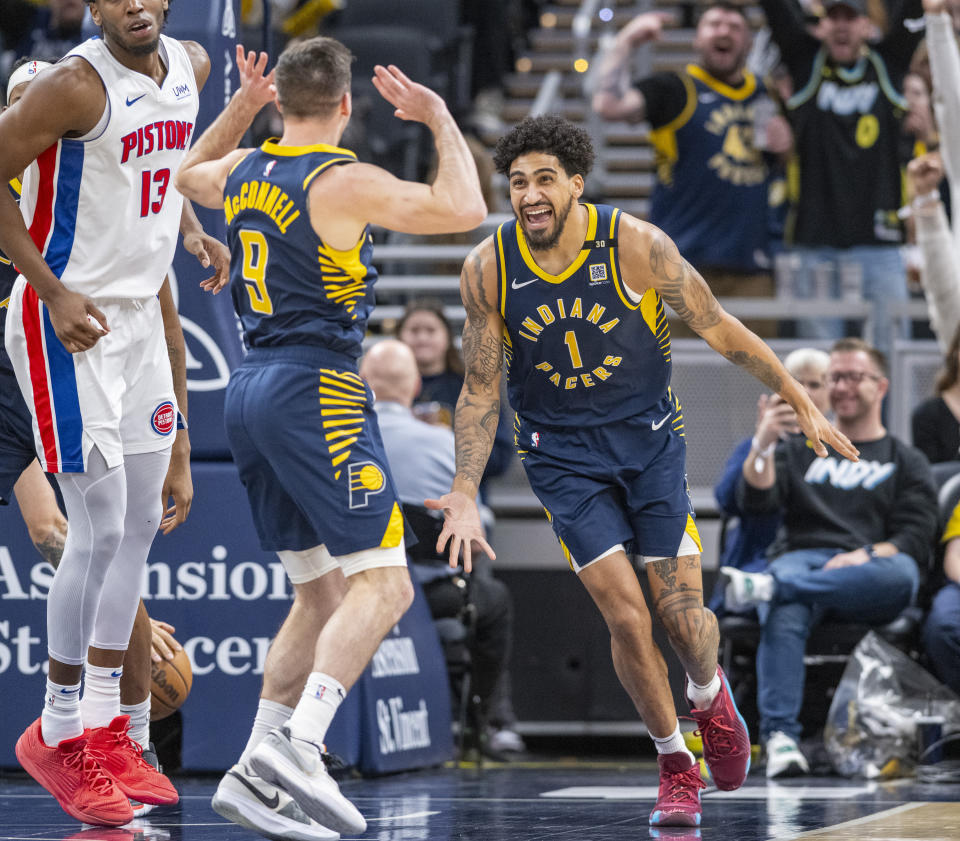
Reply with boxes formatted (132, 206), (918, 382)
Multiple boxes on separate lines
(758, 0), (923, 354)
(723, 337), (937, 778)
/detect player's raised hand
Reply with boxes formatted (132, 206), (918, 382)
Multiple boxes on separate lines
(372, 64), (446, 128)
(235, 45), (276, 111)
(183, 230), (231, 293)
(906, 152), (943, 199)
(424, 490), (496, 573)
(47, 288), (109, 353)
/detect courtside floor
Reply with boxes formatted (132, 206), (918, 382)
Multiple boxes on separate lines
(1, 760), (959, 841)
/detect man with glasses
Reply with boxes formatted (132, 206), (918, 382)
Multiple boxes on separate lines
(721, 337), (938, 777)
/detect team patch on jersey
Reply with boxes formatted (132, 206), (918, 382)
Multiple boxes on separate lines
(151, 401), (176, 436)
(588, 264), (608, 283)
(348, 460), (386, 509)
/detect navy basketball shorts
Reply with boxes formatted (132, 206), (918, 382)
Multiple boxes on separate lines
(224, 346), (405, 557)
(515, 408), (701, 572)
(0, 369), (39, 504)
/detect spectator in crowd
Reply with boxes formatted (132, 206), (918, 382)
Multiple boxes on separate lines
(912, 321), (960, 464)
(593, 3), (792, 337)
(712, 347), (831, 615)
(395, 298), (515, 484)
(723, 337), (938, 778)
(0, 0), (86, 85)
(758, 0), (924, 356)
(924, 494), (960, 695)
(360, 339), (525, 757)
(906, 0), (960, 353)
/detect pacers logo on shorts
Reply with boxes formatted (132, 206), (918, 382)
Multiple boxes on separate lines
(348, 461), (386, 509)
(151, 402), (176, 436)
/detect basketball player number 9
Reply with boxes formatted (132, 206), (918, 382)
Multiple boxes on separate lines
(238, 229), (274, 315)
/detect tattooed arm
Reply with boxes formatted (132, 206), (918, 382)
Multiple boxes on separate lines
(621, 216), (858, 460)
(158, 277), (193, 533)
(592, 12), (671, 122)
(424, 238), (502, 570)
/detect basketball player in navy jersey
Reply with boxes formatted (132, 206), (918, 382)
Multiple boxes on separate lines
(0, 0), (225, 827)
(175, 40), (485, 838)
(426, 115), (858, 828)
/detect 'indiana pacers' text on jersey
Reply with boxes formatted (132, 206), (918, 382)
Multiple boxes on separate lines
(497, 204), (671, 427)
(223, 141), (377, 358)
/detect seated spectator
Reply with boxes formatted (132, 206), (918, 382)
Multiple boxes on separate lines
(359, 339), (525, 756)
(395, 298), (515, 483)
(713, 347), (831, 615)
(0, 0), (85, 85)
(912, 321), (960, 464)
(924, 497), (960, 695)
(722, 338), (938, 778)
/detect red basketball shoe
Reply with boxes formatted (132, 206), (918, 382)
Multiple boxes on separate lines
(649, 752), (705, 827)
(687, 666), (752, 790)
(85, 716), (178, 806)
(15, 717), (133, 826)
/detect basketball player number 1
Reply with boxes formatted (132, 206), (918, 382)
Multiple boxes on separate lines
(140, 168), (170, 217)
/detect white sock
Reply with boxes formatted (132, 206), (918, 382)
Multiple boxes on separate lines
(42, 678), (83, 746)
(81, 663), (123, 729)
(286, 672), (345, 748)
(121, 696), (151, 749)
(240, 698), (294, 765)
(652, 722), (695, 763)
(687, 671), (722, 710)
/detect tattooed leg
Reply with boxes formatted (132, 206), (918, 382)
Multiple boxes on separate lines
(579, 550), (679, 737)
(646, 554), (719, 686)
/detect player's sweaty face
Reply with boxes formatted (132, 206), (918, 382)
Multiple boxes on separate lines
(91, 0), (168, 56)
(508, 152), (579, 252)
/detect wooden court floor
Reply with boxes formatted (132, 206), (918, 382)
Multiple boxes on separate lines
(1, 760), (958, 841)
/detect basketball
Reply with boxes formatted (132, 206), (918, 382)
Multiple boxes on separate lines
(150, 647), (193, 721)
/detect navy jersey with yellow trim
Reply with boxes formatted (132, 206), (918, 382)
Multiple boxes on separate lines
(647, 65), (771, 272)
(224, 140), (377, 357)
(0, 179), (23, 377)
(497, 203), (671, 427)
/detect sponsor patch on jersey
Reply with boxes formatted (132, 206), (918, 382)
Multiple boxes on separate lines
(151, 401), (176, 436)
(172, 82), (192, 99)
(348, 460), (386, 509)
(588, 264), (608, 283)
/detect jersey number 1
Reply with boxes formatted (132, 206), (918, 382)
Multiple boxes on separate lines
(239, 229), (274, 315)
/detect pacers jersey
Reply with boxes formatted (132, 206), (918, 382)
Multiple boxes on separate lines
(224, 141), (377, 359)
(497, 203), (671, 427)
(16, 35), (198, 299)
(648, 65), (771, 272)
(1, 179), (23, 377)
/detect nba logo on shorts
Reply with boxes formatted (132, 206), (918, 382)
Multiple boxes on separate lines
(348, 460), (386, 509)
(531, 432), (540, 448)
(151, 402), (176, 436)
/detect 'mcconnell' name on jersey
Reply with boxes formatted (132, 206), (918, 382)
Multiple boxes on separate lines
(497, 203), (673, 427)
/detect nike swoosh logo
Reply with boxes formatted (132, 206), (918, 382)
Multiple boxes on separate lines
(229, 769), (280, 809)
(110, 670), (123, 678)
(60, 687), (80, 694)
(511, 277), (538, 290)
(126, 94), (147, 106)
(651, 412), (672, 431)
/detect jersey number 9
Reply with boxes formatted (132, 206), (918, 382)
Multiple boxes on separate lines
(239, 229), (274, 315)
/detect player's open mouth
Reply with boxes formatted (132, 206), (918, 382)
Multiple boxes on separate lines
(129, 20), (153, 36)
(523, 206), (553, 229)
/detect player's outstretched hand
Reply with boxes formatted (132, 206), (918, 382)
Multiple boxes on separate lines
(48, 289), (109, 353)
(424, 490), (496, 573)
(795, 404), (859, 461)
(235, 45), (276, 111)
(150, 618), (181, 663)
(372, 64), (446, 127)
(184, 230), (231, 293)
(160, 449), (193, 534)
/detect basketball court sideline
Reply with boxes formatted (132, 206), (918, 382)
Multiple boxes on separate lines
(1, 760), (959, 841)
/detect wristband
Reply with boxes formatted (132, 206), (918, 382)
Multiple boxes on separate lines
(751, 436), (775, 457)
(862, 544), (878, 559)
(898, 189), (941, 220)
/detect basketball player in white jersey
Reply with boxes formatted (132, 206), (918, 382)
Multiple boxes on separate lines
(0, 1), (218, 827)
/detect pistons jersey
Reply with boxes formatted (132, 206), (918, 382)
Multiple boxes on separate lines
(497, 203), (672, 427)
(16, 35), (198, 298)
(223, 141), (377, 359)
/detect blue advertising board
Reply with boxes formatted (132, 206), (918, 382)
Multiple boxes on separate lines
(0, 464), (452, 773)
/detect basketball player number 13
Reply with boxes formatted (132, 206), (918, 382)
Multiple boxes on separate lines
(139, 168), (170, 217)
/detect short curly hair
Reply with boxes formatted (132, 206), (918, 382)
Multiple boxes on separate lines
(492, 115), (595, 179)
